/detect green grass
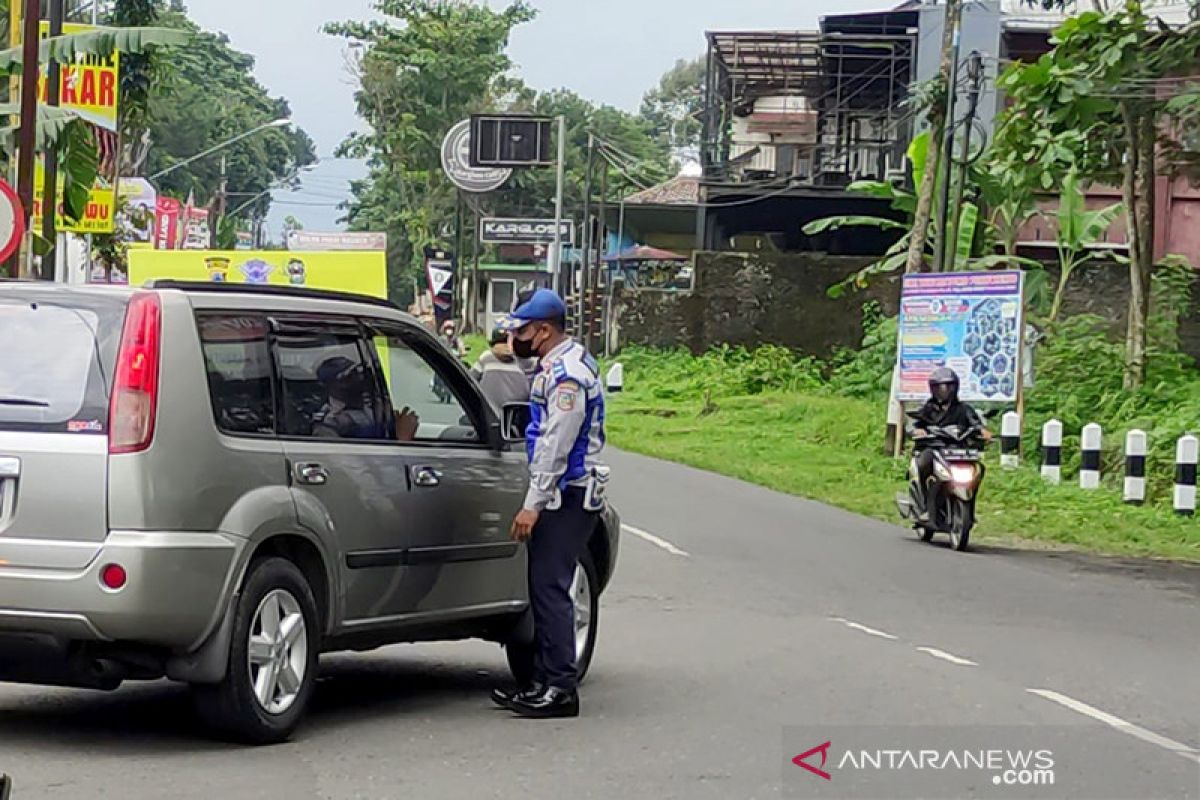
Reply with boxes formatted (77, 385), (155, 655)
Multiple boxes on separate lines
(609, 387), (1200, 563)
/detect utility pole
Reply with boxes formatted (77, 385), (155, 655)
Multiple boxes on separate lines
(902, 0), (962, 275)
(589, 160), (608, 352)
(932, 15), (964, 273)
(941, 50), (984, 273)
(550, 115), (566, 294)
(41, 0), (65, 280)
(209, 155), (227, 249)
(9, 0), (42, 277)
(578, 133), (595, 334)
(453, 189), (463, 324)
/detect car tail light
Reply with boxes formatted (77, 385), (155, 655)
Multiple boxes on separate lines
(109, 292), (162, 455)
(100, 563), (127, 590)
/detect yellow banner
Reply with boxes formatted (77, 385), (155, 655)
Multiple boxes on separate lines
(33, 159), (116, 234)
(128, 250), (390, 300)
(38, 22), (120, 132)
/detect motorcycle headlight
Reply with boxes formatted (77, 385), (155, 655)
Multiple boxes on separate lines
(949, 464), (977, 485)
(933, 461), (953, 481)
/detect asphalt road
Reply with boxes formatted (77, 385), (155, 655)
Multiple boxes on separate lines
(0, 449), (1197, 799)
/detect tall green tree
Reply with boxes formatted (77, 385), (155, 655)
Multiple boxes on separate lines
(639, 57), (704, 155)
(325, 0), (537, 305)
(993, 2), (1200, 387)
(144, 9), (316, 216)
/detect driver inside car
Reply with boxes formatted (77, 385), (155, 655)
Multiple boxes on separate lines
(908, 367), (991, 522)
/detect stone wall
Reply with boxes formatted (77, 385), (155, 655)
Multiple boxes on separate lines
(615, 251), (1200, 362)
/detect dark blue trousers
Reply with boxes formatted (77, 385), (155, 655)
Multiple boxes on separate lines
(528, 487), (595, 691)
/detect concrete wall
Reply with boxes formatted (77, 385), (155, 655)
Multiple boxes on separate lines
(616, 251), (1200, 363)
(616, 252), (901, 358)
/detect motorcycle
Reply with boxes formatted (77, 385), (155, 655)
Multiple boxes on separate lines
(895, 418), (987, 551)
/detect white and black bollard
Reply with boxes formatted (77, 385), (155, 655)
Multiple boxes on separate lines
(605, 362), (624, 394)
(1175, 434), (1198, 516)
(1041, 420), (1063, 485)
(1080, 423), (1102, 490)
(1000, 411), (1021, 470)
(1123, 430), (1147, 505)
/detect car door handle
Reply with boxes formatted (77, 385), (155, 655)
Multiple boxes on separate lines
(411, 466), (442, 488)
(295, 463), (329, 486)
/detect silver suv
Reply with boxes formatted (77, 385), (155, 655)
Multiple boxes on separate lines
(0, 280), (619, 743)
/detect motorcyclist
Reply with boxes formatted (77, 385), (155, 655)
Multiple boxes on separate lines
(909, 367), (991, 521)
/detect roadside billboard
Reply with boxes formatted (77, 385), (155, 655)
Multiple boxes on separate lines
(32, 159), (115, 234)
(286, 230), (387, 251)
(128, 249), (388, 300)
(896, 271), (1025, 403)
(117, 178), (156, 247)
(38, 22), (120, 131)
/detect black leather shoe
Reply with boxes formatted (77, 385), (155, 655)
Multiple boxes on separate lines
(490, 683), (544, 708)
(506, 686), (580, 719)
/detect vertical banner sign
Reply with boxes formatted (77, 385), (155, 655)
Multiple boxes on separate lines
(154, 197), (181, 250)
(424, 247), (456, 327)
(32, 22), (120, 234)
(896, 271), (1025, 403)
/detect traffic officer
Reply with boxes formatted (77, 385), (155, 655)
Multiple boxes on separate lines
(493, 288), (607, 719)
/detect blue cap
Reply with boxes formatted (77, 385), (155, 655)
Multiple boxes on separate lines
(500, 288), (567, 331)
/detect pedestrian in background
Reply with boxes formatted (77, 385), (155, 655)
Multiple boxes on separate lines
(471, 326), (532, 409)
(491, 288), (608, 719)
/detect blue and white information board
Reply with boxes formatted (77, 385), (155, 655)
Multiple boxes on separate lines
(897, 271), (1025, 403)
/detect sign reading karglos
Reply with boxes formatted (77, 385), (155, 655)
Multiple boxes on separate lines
(479, 217), (574, 245)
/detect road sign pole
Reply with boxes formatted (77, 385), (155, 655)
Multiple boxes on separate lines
(551, 115), (566, 295)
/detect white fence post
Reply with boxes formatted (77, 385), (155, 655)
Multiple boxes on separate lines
(1001, 411), (1021, 470)
(1123, 430), (1147, 505)
(605, 362), (624, 394)
(1175, 435), (1198, 516)
(1041, 420), (1063, 485)
(1080, 423), (1102, 490)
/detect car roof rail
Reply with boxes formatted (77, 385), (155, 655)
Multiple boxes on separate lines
(144, 280), (402, 312)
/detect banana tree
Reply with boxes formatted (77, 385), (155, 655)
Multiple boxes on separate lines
(1047, 170), (1125, 321)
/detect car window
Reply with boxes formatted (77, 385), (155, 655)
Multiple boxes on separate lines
(273, 319), (393, 441)
(366, 331), (484, 446)
(197, 314), (276, 435)
(0, 293), (123, 434)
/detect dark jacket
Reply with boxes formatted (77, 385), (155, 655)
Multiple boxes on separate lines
(912, 399), (984, 434)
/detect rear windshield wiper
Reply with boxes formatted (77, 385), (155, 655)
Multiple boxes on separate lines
(0, 396), (49, 407)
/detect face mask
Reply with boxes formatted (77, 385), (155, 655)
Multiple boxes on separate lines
(512, 328), (541, 359)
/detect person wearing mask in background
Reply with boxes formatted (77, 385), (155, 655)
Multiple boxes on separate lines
(439, 320), (466, 360)
(491, 289), (608, 720)
(471, 326), (532, 408)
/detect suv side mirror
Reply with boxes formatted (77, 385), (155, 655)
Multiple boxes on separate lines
(502, 402), (531, 444)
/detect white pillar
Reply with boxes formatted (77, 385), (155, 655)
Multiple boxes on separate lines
(1175, 434), (1198, 516)
(1123, 429), (1147, 505)
(1080, 423), (1102, 490)
(1001, 411), (1021, 470)
(1041, 419), (1063, 485)
(606, 362), (624, 394)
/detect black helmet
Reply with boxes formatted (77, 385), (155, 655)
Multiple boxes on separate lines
(929, 367), (959, 405)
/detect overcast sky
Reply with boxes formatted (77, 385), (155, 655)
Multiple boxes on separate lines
(185, 0), (891, 235)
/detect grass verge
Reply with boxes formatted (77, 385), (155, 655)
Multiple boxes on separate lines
(608, 389), (1200, 563)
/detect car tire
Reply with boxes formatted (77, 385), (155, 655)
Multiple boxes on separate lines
(192, 557), (320, 745)
(506, 551), (601, 687)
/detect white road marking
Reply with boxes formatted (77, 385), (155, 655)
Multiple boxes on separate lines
(916, 647), (978, 666)
(829, 617), (899, 641)
(1028, 689), (1200, 765)
(621, 524), (691, 558)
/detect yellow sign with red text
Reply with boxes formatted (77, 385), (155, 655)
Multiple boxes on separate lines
(38, 22), (120, 131)
(32, 159), (116, 234)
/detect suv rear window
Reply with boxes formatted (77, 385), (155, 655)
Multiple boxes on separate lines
(0, 291), (125, 434)
(197, 314), (276, 435)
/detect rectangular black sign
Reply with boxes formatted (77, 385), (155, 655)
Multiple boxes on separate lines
(480, 218), (575, 245)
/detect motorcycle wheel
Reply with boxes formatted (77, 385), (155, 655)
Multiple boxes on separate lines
(948, 500), (972, 552)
